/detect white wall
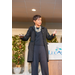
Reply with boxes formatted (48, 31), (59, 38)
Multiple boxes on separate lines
(12, 28), (62, 43)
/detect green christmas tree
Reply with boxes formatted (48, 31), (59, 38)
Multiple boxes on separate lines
(12, 35), (26, 66)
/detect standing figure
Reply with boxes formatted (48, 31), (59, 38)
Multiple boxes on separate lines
(20, 15), (57, 75)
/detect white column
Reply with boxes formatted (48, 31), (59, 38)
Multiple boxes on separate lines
(23, 40), (30, 75)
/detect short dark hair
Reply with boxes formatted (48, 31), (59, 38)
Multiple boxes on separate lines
(33, 15), (41, 21)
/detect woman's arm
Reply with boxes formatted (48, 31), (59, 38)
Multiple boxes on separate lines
(20, 27), (31, 41)
(46, 28), (56, 40)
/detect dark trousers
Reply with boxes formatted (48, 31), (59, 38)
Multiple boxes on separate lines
(31, 45), (49, 75)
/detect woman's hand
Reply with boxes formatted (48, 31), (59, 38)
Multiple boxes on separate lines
(53, 29), (57, 36)
(19, 34), (24, 38)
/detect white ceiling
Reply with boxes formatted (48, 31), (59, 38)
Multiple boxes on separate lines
(12, 0), (62, 23)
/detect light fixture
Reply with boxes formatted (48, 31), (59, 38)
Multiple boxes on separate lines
(32, 9), (36, 11)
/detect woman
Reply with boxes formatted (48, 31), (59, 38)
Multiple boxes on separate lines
(19, 15), (57, 75)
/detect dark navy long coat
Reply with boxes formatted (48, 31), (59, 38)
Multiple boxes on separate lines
(20, 25), (56, 63)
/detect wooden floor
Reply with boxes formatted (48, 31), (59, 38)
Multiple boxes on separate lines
(48, 60), (62, 75)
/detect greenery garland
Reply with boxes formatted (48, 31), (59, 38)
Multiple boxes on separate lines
(46, 36), (58, 43)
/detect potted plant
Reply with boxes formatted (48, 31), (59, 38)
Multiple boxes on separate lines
(12, 35), (26, 74)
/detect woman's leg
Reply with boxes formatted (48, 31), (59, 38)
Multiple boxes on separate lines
(39, 46), (49, 75)
(31, 45), (39, 75)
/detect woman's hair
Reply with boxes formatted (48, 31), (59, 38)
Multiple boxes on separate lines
(33, 15), (41, 21)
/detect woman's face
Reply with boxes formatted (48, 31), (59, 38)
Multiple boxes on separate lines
(33, 17), (42, 27)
